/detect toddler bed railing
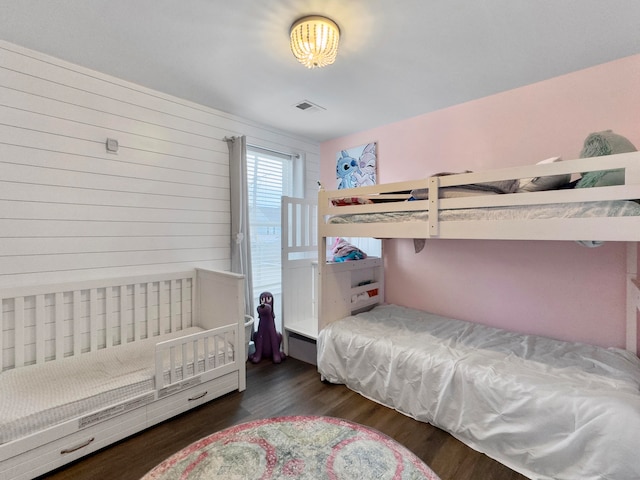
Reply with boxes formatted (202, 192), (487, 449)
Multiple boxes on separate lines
(155, 324), (237, 391)
(1, 271), (198, 371)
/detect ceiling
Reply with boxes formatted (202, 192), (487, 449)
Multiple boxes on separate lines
(1, 0), (639, 143)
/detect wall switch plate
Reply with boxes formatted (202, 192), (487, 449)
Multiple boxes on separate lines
(106, 138), (119, 153)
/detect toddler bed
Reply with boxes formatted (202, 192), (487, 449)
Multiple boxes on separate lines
(317, 303), (640, 480)
(0, 268), (248, 480)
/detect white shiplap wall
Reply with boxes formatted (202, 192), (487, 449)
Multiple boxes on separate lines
(0, 40), (320, 288)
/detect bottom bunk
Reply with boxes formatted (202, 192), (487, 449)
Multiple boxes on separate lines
(0, 268), (248, 480)
(317, 304), (640, 480)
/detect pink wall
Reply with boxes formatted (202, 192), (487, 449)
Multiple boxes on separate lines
(320, 54), (640, 349)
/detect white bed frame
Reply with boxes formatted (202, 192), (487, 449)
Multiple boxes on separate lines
(281, 197), (385, 362)
(281, 196), (319, 349)
(318, 152), (640, 354)
(319, 152), (640, 241)
(0, 268), (247, 480)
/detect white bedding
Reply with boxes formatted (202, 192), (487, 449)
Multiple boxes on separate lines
(0, 327), (232, 445)
(328, 199), (640, 224)
(317, 304), (640, 480)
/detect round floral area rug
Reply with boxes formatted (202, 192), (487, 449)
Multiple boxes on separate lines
(141, 415), (441, 480)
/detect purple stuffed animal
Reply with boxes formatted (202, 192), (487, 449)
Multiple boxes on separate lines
(249, 292), (285, 364)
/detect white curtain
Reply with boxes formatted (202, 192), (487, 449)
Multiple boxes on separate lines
(225, 135), (255, 319)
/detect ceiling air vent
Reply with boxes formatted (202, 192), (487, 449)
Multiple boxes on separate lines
(293, 100), (326, 112)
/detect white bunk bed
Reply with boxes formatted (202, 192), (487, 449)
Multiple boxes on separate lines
(0, 268), (248, 480)
(316, 152), (640, 480)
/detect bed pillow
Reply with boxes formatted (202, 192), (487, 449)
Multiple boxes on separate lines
(518, 156), (571, 192)
(576, 130), (637, 188)
(410, 172), (518, 200)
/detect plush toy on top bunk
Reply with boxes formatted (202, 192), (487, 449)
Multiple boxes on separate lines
(576, 129), (637, 188)
(566, 130), (639, 248)
(332, 237), (367, 262)
(249, 291), (285, 364)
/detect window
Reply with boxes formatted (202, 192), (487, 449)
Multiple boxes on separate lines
(246, 147), (295, 331)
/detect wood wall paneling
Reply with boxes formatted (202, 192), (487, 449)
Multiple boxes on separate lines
(0, 40), (320, 288)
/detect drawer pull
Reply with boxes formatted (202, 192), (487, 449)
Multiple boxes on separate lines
(188, 391), (208, 401)
(61, 437), (95, 455)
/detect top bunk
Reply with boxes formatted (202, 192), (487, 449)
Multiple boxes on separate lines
(318, 152), (640, 242)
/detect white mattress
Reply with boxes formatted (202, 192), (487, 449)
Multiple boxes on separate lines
(0, 327), (232, 445)
(317, 304), (640, 480)
(328, 199), (640, 224)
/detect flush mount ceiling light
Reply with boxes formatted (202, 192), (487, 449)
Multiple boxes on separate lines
(290, 15), (340, 69)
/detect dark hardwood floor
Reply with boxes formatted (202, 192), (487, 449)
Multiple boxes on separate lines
(39, 358), (527, 480)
